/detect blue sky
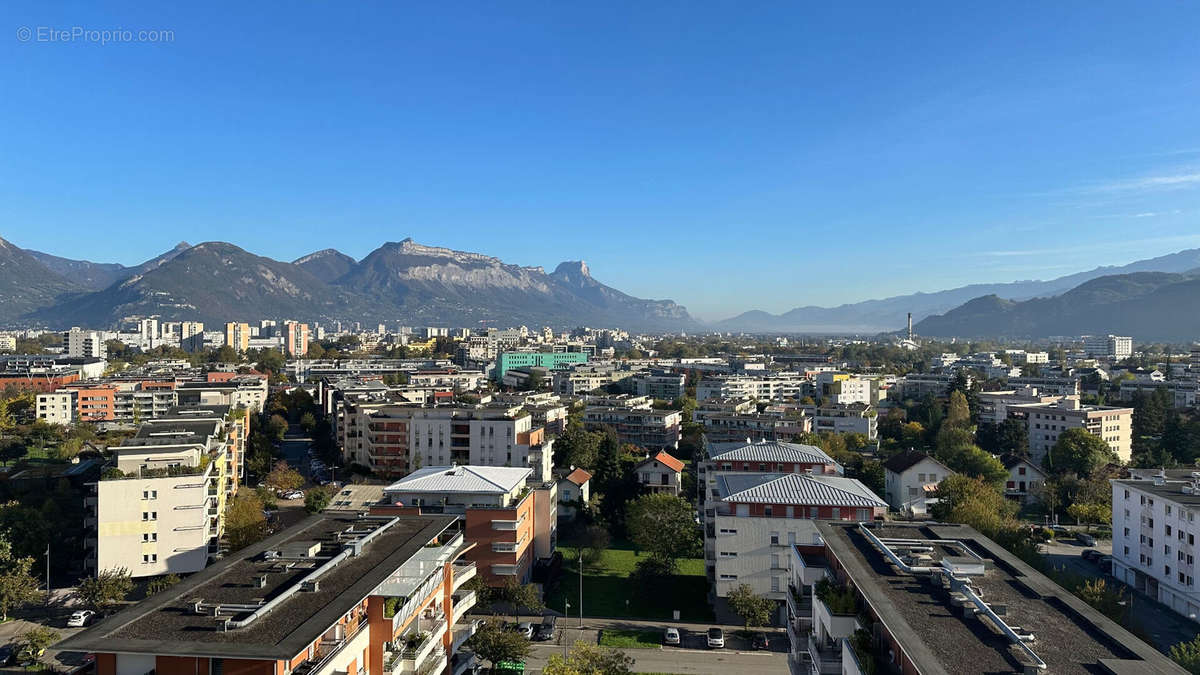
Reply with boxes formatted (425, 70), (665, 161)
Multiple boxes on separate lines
(4, 2), (1200, 321)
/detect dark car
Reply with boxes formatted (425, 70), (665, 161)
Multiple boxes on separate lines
(752, 633), (770, 650)
(0, 645), (14, 667)
(536, 615), (556, 641)
(1080, 549), (1102, 562)
(1076, 532), (1097, 547)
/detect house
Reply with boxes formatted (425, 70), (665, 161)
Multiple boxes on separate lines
(1000, 454), (1047, 504)
(557, 467), (593, 519)
(882, 451), (953, 516)
(634, 450), (684, 494)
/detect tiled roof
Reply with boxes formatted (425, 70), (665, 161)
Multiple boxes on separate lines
(641, 450), (684, 473)
(383, 465), (531, 494)
(563, 467), (593, 486)
(707, 439), (835, 465)
(718, 472), (886, 508)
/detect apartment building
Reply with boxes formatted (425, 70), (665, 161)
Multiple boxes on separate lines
(341, 403), (554, 481)
(1120, 379), (1200, 408)
(0, 334), (15, 352)
(633, 369), (686, 400)
(61, 514), (481, 675)
(581, 406), (682, 450)
(64, 327), (107, 359)
(1111, 473), (1200, 623)
(784, 522), (1183, 675)
(224, 321), (251, 352)
(175, 373), (269, 412)
(408, 369), (487, 392)
(1008, 375), (1080, 397)
(1020, 398), (1133, 464)
(1084, 334), (1134, 360)
(896, 373), (958, 399)
(89, 406), (247, 578)
(377, 465), (557, 586)
(705, 472), (885, 609)
(697, 439), (843, 496)
(812, 403), (877, 440)
(697, 372), (807, 402)
(701, 412), (812, 444)
(69, 385), (118, 422)
(285, 321), (311, 357)
(35, 390), (75, 425)
(975, 386), (1062, 425)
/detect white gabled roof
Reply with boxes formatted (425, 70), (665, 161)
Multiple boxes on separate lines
(708, 439), (836, 465)
(717, 472), (886, 508)
(383, 465), (532, 495)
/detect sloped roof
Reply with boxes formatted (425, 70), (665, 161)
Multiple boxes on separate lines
(717, 472), (886, 508)
(563, 467), (593, 486)
(639, 450), (684, 473)
(1000, 453), (1046, 475)
(707, 439), (836, 465)
(883, 451), (948, 475)
(383, 465), (531, 495)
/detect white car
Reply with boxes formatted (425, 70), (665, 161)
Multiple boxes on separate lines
(664, 627), (680, 645)
(67, 610), (95, 627)
(283, 490), (304, 500)
(706, 627), (724, 649)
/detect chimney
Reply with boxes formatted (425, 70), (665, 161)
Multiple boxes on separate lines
(907, 312), (913, 341)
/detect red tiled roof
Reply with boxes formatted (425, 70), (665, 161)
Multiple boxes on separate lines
(651, 451), (684, 473)
(564, 468), (593, 485)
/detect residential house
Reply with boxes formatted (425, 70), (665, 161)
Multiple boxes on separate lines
(634, 450), (684, 495)
(882, 451), (953, 516)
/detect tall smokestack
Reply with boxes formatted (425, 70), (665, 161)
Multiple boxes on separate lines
(907, 312), (913, 341)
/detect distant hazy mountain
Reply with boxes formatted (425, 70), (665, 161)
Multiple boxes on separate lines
(23, 241), (191, 290)
(717, 248), (1200, 333)
(0, 237), (82, 323)
(914, 271), (1200, 341)
(293, 248), (356, 283)
(15, 238), (697, 330)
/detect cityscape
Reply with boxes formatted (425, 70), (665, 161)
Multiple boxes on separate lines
(6, 3), (1200, 675)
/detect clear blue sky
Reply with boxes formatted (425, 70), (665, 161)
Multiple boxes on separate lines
(4, 2), (1200, 321)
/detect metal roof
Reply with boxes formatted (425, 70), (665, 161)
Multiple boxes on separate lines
(717, 472), (886, 508)
(707, 439), (836, 465)
(383, 465), (532, 495)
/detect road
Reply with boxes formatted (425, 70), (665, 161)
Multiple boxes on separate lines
(488, 617), (789, 675)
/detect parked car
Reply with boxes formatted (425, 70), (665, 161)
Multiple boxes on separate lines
(1081, 549), (1103, 562)
(283, 490), (304, 500)
(67, 609), (96, 627)
(536, 615), (556, 641)
(517, 622), (534, 639)
(1099, 556), (1113, 574)
(752, 633), (770, 650)
(707, 627), (724, 649)
(663, 627), (680, 645)
(1076, 532), (1097, 546)
(0, 645), (14, 666)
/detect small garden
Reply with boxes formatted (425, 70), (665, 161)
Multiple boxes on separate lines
(597, 629), (662, 649)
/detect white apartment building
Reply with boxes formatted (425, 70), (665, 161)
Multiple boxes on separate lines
(975, 387), (1063, 425)
(0, 335), (15, 352)
(1119, 379), (1200, 409)
(633, 370), (687, 400)
(64, 327), (107, 359)
(407, 369), (487, 391)
(1112, 473), (1200, 620)
(581, 406), (683, 449)
(812, 403), (877, 440)
(1009, 375), (1081, 397)
(697, 373), (807, 402)
(90, 407), (246, 578)
(36, 390), (76, 425)
(897, 373), (960, 399)
(1084, 335), (1133, 360)
(1020, 398), (1133, 465)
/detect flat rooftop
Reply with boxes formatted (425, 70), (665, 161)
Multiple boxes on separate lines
(819, 522), (1184, 675)
(1115, 477), (1200, 507)
(57, 513), (455, 660)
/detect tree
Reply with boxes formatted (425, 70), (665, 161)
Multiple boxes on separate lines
(496, 578), (543, 620)
(18, 626), (59, 661)
(1043, 428), (1117, 477)
(945, 390), (971, 429)
(977, 418), (1029, 457)
(0, 439), (27, 467)
(1171, 634), (1200, 674)
(146, 573), (181, 596)
(930, 475), (1018, 538)
(73, 567), (133, 611)
(1066, 501), (1112, 530)
(0, 538), (41, 621)
(1076, 578), (1127, 622)
(544, 642), (635, 675)
(556, 425), (601, 471)
(264, 460), (304, 491)
(577, 525), (610, 568)
(305, 486), (332, 513)
(225, 490), (268, 551)
(938, 443), (1007, 487)
(727, 583), (774, 629)
(466, 619), (532, 668)
(299, 411), (317, 435)
(255, 348), (286, 375)
(626, 493), (700, 573)
(265, 414), (289, 442)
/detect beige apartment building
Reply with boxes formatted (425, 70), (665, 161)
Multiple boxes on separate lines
(89, 406), (247, 578)
(1018, 398), (1133, 465)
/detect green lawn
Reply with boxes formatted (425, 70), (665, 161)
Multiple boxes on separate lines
(598, 629), (662, 649)
(547, 540), (713, 622)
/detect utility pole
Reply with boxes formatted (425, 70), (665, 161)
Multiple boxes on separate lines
(578, 552), (583, 627)
(45, 543), (50, 598)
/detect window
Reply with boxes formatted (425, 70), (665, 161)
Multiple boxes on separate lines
(770, 532), (779, 545)
(764, 506), (773, 517)
(1168, 525), (1173, 536)
(832, 507), (840, 520)
(918, 473), (926, 482)
(718, 574), (738, 580)
(719, 551), (738, 557)
(142, 489), (157, 500)
(142, 511), (157, 521)
(1018, 467), (1026, 476)
(142, 554), (157, 563)
(771, 576), (781, 592)
(142, 533), (157, 542)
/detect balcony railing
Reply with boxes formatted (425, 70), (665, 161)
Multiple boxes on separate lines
(452, 590), (477, 624)
(491, 518), (522, 531)
(294, 619), (368, 675)
(451, 561), (477, 590)
(806, 635), (842, 675)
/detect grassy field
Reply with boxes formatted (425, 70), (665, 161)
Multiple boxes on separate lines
(547, 539), (713, 622)
(598, 629), (662, 648)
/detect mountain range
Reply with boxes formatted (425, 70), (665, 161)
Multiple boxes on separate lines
(717, 248), (1200, 334)
(0, 236), (695, 331)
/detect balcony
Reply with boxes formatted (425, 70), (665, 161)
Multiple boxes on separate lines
(452, 590), (477, 624)
(491, 518), (523, 531)
(451, 560), (477, 590)
(294, 619), (368, 675)
(451, 619), (479, 654)
(491, 563), (519, 576)
(384, 615), (447, 675)
(806, 634), (842, 675)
